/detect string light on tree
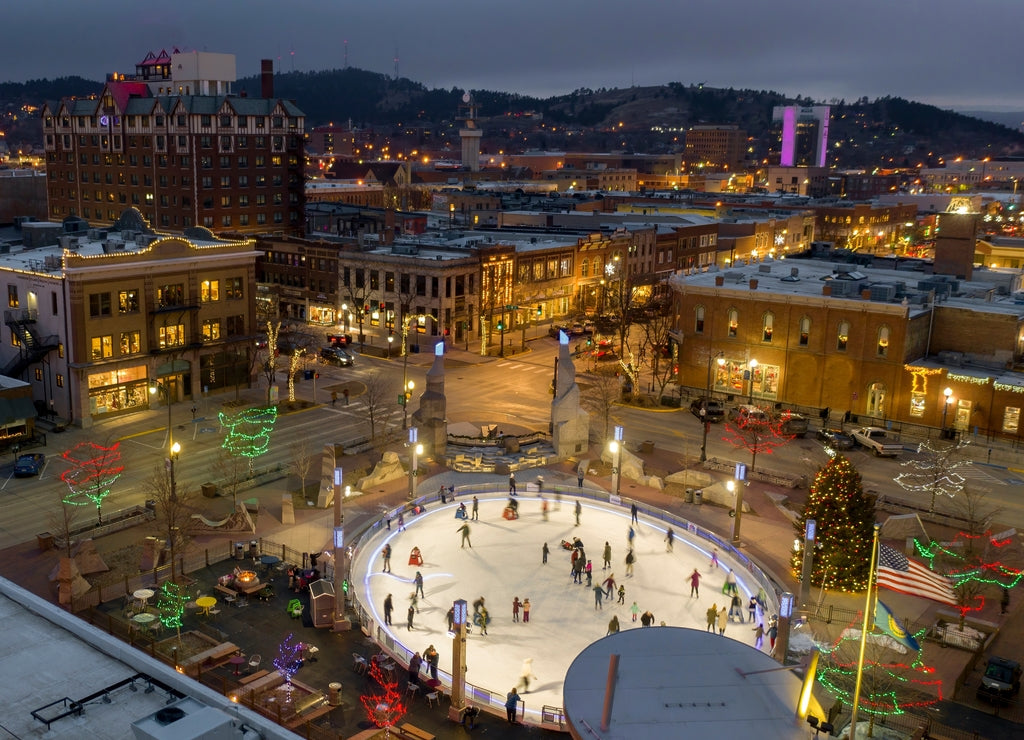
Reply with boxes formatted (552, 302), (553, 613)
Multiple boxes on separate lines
(360, 657), (407, 729)
(219, 406), (278, 458)
(894, 439), (971, 512)
(157, 581), (189, 632)
(273, 632), (304, 699)
(59, 441), (125, 523)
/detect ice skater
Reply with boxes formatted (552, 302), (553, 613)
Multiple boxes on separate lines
(718, 605), (728, 636)
(512, 596), (522, 623)
(522, 598), (531, 622)
(753, 622), (765, 650)
(397, 512), (405, 532)
(631, 601), (640, 622)
(630, 502), (638, 525)
(407, 604), (415, 630)
(575, 499), (582, 526)
(603, 573), (617, 599)
(690, 568), (702, 597)
(710, 548), (719, 569)
(509, 472), (516, 496)
(617, 585), (626, 605)
(424, 645), (439, 680)
(414, 571), (424, 598)
(607, 615), (620, 634)
(593, 584), (605, 609)
(457, 522), (472, 548)
(666, 528), (675, 552)
(382, 543), (392, 572)
(541, 498), (549, 521)
(625, 549), (635, 577)
(472, 496), (479, 520)
(706, 604), (717, 632)
(384, 593), (393, 625)
(542, 542), (549, 564)
(602, 541), (612, 570)
(519, 658), (536, 693)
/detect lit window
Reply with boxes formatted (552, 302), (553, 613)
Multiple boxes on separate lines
(799, 317), (810, 346)
(201, 280), (220, 302)
(837, 321), (850, 351)
(202, 319), (221, 341)
(159, 324), (185, 348)
(877, 325), (890, 357)
(762, 312), (774, 343)
(90, 335), (113, 360)
(727, 309), (738, 338)
(695, 305), (705, 334)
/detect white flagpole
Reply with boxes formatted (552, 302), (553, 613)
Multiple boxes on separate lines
(849, 523), (881, 739)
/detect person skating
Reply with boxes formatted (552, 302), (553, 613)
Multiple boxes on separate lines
(630, 501), (638, 525)
(542, 542), (549, 564)
(729, 592), (744, 622)
(710, 548), (719, 568)
(519, 658), (536, 693)
(640, 610), (654, 627)
(665, 528), (675, 552)
(627, 525), (636, 548)
(723, 570), (737, 596)
(383, 593), (393, 626)
(509, 472), (516, 495)
(593, 584), (605, 610)
(753, 622), (765, 650)
(575, 499), (582, 526)
(407, 604), (416, 630)
(607, 615), (620, 635)
(410, 592), (419, 614)
(471, 495), (479, 520)
(536, 475), (543, 493)
(478, 606), (489, 635)
(585, 560), (593, 587)
(512, 596), (522, 623)
(617, 584), (626, 605)
(748, 596), (758, 623)
(718, 605), (728, 636)
(572, 556), (585, 585)
(625, 548), (635, 577)
(631, 601), (640, 622)
(424, 645), (439, 681)
(706, 604), (718, 632)
(381, 543), (392, 572)
(603, 573), (617, 599)
(689, 568), (702, 597)
(768, 618), (779, 653)
(541, 497), (549, 520)
(414, 571), (424, 599)
(505, 688), (519, 724)
(446, 606), (455, 632)
(457, 522), (472, 548)
(522, 598), (531, 622)
(408, 652), (422, 686)
(397, 512), (405, 532)
(602, 541), (612, 570)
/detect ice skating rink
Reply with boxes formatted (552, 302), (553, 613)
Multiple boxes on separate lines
(350, 491), (778, 722)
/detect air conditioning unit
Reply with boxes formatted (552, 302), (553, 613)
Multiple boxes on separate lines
(131, 697), (234, 740)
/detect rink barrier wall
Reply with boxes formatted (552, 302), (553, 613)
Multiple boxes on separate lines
(341, 483), (786, 730)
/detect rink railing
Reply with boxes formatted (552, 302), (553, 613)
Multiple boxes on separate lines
(343, 482), (783, 730)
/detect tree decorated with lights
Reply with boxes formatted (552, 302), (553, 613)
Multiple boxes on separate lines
(60, 441), (125, 523)
(894, 439), (971, 513)
(157, 581), (190, 643)
(359, 657), (407, 729)
(260, 321), (282, 404)
(721, 408), (795, 471)
(219, 406), (278, 466)
(286, 348), (305, 402)
(273, 632), (304, 699)
(792, 454), (877, 591)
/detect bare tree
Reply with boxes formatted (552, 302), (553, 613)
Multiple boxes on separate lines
(289, 438), (315, 499)
(211, 448), (249, 509)
(362, 370), (398, 441)
(894, 439), (972, 513)
(144, 465), (197, 582)
(47, 495), (82, 560)
(634, 309), (676, 400)
(581, 372), (622, 441)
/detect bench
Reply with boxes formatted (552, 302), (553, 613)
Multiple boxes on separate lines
(398, 723), (436, 740)
(180, 642), (240, 675)
(283, 693), (329, 728)
(238, 669), (269, 685)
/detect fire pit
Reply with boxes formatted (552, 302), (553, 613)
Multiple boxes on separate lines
(237, 570), (257, 584)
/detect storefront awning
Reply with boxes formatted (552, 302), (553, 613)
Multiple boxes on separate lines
(0, 396), (37, 425)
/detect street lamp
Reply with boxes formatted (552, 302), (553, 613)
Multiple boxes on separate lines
(610, 425), (624, 498)
(148, 379), (175, 462)
(402, 380), (415, 429)
(747, 358), (758, 404)
(700, 352), (725, 462)
(387, 335), (393, 359)
(942, 386), (954, 434)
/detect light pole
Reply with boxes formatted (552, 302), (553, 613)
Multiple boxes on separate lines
(148, 379), (175, 456)
(610, 424), (624, 498)
(942, 386), (954, 436)
(747, 358), (758, 404)
(387, 335), (393, 359)
(332, 466), (351, 630)
(729, 462), (747, 545)
(701, 352), (725, 462)
(341, 303), (348, 333)
(408, 427), (421, 500)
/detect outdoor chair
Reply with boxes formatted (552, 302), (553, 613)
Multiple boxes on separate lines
(353, 653), (367, 674)
(425, 690), (440, 708)
(248, 654), (262, 672)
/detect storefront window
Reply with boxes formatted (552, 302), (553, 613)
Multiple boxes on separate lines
(1003, 407), (1020, 433)
(909, 392), (926, 417)
(87, 364), (148, 416)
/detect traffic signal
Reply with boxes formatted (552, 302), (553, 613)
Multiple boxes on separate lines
(496, 321), (504, 331)
(586, 337), (593, 347)
(536, 305), (543, 316)
(341, 579), (349, 594)
(364, 304), (370, 313)
(314, 372), (319, 379)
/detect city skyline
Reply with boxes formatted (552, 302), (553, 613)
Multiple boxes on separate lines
(2, 0), (1023, 112)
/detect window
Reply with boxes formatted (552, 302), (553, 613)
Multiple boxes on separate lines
(762, 312), (774, 343)
(91, 335), (113, 359)
(56, 374), (64, 388)
(118, 289), (139, 313)
(799, 317), (810, 346)
(35, 368), (43, 382)
(10, 330), (20, 347)
(120, 331), (140, 355)
(226, 277), (243, 300)
(727, 309), (738, 338)
(58, 343), (64, 358)
(6, 285), (17, 308)
(1003, 407), (1021, 433)
(158, 324), (185, 348)
(89, 292), (112, 317)
(836, 321), (850, 351)
(694, 305), (705, 334)
(157, 284), (184, 307)
(202, 319), (221, 341)
(201, 280), (220, 302)
(877, 325), (890, 357)
(226, 315), (245, 335)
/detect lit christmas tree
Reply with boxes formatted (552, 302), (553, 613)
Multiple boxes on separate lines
(273, 632), (303, 699)
(219, 406), (278, 460)
(792, 454), (877, 592)
(359, 657), (407, 729)
(60, 441), (125, 523)
(157, 581), (190, 643)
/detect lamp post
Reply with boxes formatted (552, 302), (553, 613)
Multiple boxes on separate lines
(747, 358), (758, 404)
(387, 335), (393, 359)
(942, 386), (954, 435)
(610, 425), (624, 498)
(332, 466), (351, 630)
(729, 462), (747, 545)
(408, 427), (420, 500)
(701, 352), (725, 462)
(341, 303), (348, 333)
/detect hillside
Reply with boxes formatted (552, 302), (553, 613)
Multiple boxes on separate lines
(3, 68), (1024, 169)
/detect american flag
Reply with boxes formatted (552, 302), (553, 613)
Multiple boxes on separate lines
(877, 544), (957, 606)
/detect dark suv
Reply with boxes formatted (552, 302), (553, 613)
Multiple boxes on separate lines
(690, 398), (725, 423)
(320, 346), (354, 366)
(977, 656), (1021, 704)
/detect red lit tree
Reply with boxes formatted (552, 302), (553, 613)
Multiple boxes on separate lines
(360, 658), (407, 729)
(720, 407), (795, 471)
(60, 441), (125, 523)
(792, 454), (877, 592)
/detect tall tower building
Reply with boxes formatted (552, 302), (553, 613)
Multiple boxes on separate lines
(458, 93), (482, 173)
(772, 105), (830, 168)
(933, 198), (980, 279)
(41, 51), (305, 236)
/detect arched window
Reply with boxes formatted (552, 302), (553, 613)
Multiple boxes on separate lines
(762, 312), (774, 343)
(837, 321), (850, 351)
(695, 305), (705, 334)
(580, 258), (589, 278)
(877, 325), (890, 357)
(727, 308), (739, 338)
(799, 316), (810, 346)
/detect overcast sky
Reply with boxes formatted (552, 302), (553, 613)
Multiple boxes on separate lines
(4, 0), (1022, 111)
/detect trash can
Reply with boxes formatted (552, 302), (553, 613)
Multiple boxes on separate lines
(36, 532), (54, 552)
(201, 483), (217, 498)
(328, 682), (342, 706)
(234, 542), (245, 560)
(249, 540), (259, 557)
(304, 369), (314, 380)
(694, 489), (703, 505)
(685, 488), (694, 503)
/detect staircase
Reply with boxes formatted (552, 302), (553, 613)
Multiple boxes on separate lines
(3, 309), (59, 377)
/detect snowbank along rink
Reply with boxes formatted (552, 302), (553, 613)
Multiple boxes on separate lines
(349, 490), (780, 723)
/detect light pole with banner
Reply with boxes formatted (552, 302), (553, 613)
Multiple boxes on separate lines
(333, 466), (351, 630)
(447, 599), (469, 723)
(610, 425), (623, 499)
(731, 462), (746, 545)
(798, 518), (816, 608)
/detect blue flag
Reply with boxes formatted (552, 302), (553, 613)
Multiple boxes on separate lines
(874, 600), (920, 651)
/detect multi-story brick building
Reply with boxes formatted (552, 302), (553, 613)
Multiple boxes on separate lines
(684, 125), (747, 172)
(40, 52), (305, 236)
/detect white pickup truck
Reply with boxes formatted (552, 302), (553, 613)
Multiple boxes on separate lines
(851, 426), (903, 457)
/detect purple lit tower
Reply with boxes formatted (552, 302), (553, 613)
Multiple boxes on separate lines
(550, 330), (589, 457)
(772, 105), (829, 168)
(411, 340), (448, 455)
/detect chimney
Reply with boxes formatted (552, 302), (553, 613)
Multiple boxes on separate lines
(715, 275), (725, 286)
(261, 59), (274, 98)
(749, 279), (758, 290)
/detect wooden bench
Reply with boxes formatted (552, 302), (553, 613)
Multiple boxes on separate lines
(215, 584), (239, 601)
(179, 642), (240, 675)
(238, 669), (269, 685)
(397, 723), (436, 740)
(283, 693), (330, 729)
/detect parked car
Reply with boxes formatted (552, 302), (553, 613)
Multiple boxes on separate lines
(977, 657), (1021, 704)
(850, 426), (903, 457)
(13, 453), (45, 477)
(690, 398), (725, 423)
(816, 428), (855, 450)
(548, 324), (570, 339)
(727, 404), (769, 424)
(780, 412), (809, 438)
(570, 323), (585, 336)
(320, 346), (354, 366)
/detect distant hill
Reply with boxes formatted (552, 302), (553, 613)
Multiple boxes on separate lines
(957, 110), (1024, 133)
(4, 68), (1024, 169)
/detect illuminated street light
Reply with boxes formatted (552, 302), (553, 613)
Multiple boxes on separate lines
(942, 386), (954, 436)
(747, 358), (758, 404)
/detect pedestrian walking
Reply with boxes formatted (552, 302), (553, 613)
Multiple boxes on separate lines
(382, 543), (392, 572)
(424, 645), (439, 681)
(625, 549), (635, 577)
(505, 688), (519, 724)
(575, 499), (582, 526)
(523, 598), (531, 623)
(519, 658), (536, 693)
(753, 623), (765, 650)
(190, 404), (197, 420)
(602, 541), (612, 570)
(542, 542), (549, 564)
(593, 585), (604, 609)
(330, 390), (337, 406)
(585, 560), (593, 587)
(607, 615), (620, 635)
(689, 568), (702, 597)
(706, 604), (717, 632)
(471, 496), (479, 520)
(748, 596), (758, 624)
(617, 585), (626, 604)
(408, 652), (423, 686)
(513, 596), (521, 623)
(384, 593), (393, 625)
(446, 606), (455, 632)
(631, 601), (640, 622)
(509, 472), (516, 496)
(666, 528), (674, 552)
(414, 571), (424, 598)
(578, 469), (584, 487)
(630, 502), (638, 525)
(603, 573), (617, 599)
(407, 605), (416, 630)
(457, 522), (472, 548)
(710, 548), (719, 569)
(718, 606), (728, 636)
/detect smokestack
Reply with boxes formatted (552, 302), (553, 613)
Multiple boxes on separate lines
(261, 59), (274, 98)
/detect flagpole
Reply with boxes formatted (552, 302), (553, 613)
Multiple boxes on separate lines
(849, 523), (880, 739)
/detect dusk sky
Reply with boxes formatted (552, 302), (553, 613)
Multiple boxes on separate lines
(4, 0), (1022, 111)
